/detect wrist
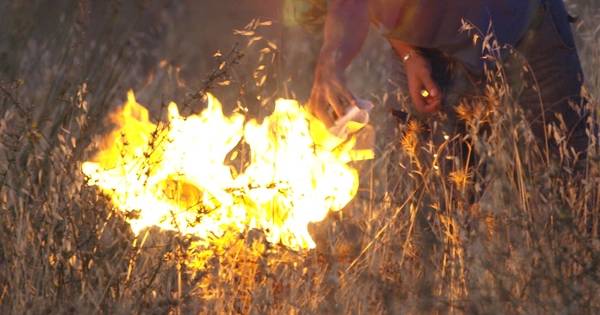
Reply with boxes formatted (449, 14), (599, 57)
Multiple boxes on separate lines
(403, 51), (429, 71)
(316, 60), (343, 80)
(389, 39), (419, 61)
(401, 50), (417, 64)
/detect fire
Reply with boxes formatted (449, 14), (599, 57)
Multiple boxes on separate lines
(82, 91), (373, 250)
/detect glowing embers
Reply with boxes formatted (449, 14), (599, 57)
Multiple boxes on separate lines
(82, 91), (372, 250)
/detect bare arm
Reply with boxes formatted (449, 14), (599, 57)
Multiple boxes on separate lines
(309, 0), (369, 125)
(318, 0), (369, 71)
(309, 0), (441, 123)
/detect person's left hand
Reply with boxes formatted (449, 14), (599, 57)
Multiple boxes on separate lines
(404, 52), (442, 114)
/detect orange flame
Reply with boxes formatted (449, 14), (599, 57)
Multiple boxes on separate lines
(82, 91), (373, 250)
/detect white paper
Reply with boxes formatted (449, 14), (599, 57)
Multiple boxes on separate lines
(329, 99), (373, 139)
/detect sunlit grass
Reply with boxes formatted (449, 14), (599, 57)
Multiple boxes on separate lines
(0, 1), (598, 314)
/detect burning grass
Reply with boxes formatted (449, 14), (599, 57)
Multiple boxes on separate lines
(81, 90), (371, 251)
(1, 1), (600, 314)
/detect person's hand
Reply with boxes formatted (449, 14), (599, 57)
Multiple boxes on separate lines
(308, 64), (357, 126)
(404, 52), (442, 114)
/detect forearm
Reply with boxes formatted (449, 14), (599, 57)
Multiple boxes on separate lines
(317, 0), (369, 72)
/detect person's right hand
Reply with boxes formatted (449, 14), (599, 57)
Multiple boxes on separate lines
(308, 64), (357, 127)
(404, 52), (442, 114)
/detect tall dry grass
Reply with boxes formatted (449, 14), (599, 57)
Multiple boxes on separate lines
(0, 0), (599, 314)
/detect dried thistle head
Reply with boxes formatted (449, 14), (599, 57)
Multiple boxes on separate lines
(401, 120), (422, 157)
(484, 84), (501, 107)
(455, 102), (473, 123)
(400, 132), (418, 157)
(406, 119), (423, 134)
(456, 98), (492, 126)
(449, 169), (471, 190)
(472, 101), (489, 122)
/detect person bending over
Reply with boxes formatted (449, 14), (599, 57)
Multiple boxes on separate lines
(308, 0), (588, 158)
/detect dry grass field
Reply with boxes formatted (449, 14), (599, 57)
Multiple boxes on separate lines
(1, 1), (599, 314)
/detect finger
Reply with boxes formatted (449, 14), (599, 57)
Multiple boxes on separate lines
(422, 75), (441, 99)
(325, 92), (346, 119)
(324, 87), (352, 118)
(314, 106), (335, 126)
(330, 80), (358, 115)
(423, 89), (442, 111)
(421, 75), (442, 112)
(409, 80), (427, 113)
(425, 95), (442, 111)
(309, 94), (335, 126)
